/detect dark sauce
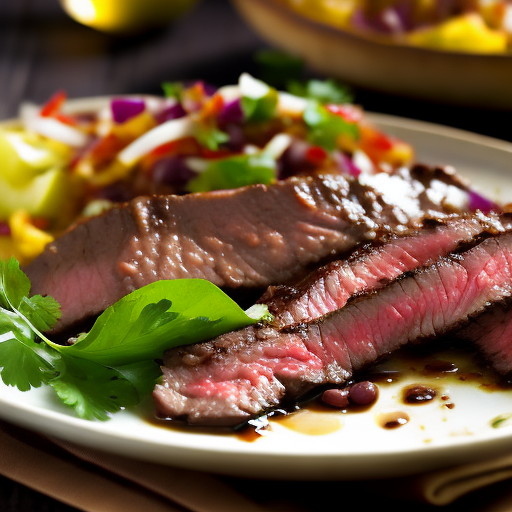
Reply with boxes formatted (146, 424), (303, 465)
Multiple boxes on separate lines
(402, 384), (438, 404)
(376, 411), (410, 429)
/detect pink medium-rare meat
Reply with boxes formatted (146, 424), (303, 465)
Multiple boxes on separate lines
(24, 165), (470, 334)
(153, 220), (512, 427)
(456, 300), (512, 375)
(261, 212), (510, 328)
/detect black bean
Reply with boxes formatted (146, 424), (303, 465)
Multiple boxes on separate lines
(349, 381), (378, 405)
(321, 388), (350, 408)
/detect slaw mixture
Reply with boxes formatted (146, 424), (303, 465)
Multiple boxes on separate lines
(0, 73), (414, 265)
(282, 0), (512, 53)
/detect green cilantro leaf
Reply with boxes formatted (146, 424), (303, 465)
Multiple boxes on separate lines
(287, 79), (354, 105)
(18, 295), (61, 333)
(303, 101), (359, 151)
(195, 125), (230, 151)
(0, 331), (58, 391)
(187, 153), (276, 193)
(53, 279), (266, 365)
(241, 90), (278, 123)
(0, 258), (31, 310)
(49, 355), (141, 421)
(161, 81), (184, 100)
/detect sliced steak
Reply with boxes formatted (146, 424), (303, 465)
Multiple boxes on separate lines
(456, 300), (512, 376)
(262, 212), (510, 328)
(154, 224), (512, 427)
(25, 165), (470, 334)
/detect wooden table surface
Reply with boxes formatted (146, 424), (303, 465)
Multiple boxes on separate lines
(0, 1), (511, 511)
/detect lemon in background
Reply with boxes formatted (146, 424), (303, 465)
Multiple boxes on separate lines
(59, 0), (199, 34)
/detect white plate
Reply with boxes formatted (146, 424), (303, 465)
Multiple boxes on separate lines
(2, 108), (512, 480)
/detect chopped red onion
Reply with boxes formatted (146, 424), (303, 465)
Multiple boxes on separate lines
(0, 222), (11, 236)
(111, 98), (145, 124)
(278, 139), (313, 179)
(152, 156), (197, 192)
(199, 81), (217, 97)
(334, 151), (361, 178)
(156, 102), (187, 124)
(223, 123), (246, 151)
(217, 98), (244, 126)
(468, 189), (499, 213)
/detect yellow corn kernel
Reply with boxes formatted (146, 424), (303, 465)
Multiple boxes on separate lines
(111, 111), (157, 140)
(0, 235), (20, 262)
(9, 210), (54, 262)
(384, 141), (415, 167)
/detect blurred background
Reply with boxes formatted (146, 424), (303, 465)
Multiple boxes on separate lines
(0, 0), (510, 142)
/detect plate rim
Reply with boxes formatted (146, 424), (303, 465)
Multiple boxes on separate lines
(2, 99), (512, 479)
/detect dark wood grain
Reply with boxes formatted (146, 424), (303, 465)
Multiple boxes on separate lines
(0, 1), (511, 510)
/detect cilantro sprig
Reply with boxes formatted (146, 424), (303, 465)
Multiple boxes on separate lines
(0, 258), (269, 421)
(187, 152), (276, 193)
(303, 101), (360, 151)
(287, 78), (354, 105)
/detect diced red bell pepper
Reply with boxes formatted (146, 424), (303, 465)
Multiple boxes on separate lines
(326, 104), (363, 124)
(305, 145), (328, 165)
(40, 90), (77, 125)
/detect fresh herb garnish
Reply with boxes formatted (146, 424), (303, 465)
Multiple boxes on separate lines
(194, 125), (230, 151)
(241, 91), (278, 123)
(161, 81), (184, 100)
(303, 101), (359, 151)
(188, 152), (277, 193)
(239, 73), (279, 123)
(0, 258), (270, 420)
(287, 78), (354, 105)
(491, 413), (512, 429)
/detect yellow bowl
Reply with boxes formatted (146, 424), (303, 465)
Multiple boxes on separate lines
(232, 0), (512, 109)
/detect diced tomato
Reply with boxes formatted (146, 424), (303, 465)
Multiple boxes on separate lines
(201, 93), (225, 120)
(366, 128), (394, 152)
(359, 124), (413, 168)
(305, 145), (328, 165)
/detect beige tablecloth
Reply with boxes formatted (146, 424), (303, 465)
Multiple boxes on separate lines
(3, 419), (512, 512)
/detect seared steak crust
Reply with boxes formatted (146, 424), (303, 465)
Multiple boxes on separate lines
(25, 165), (468, 334)
(154, 216), (512, 427)
(262, 212), (510, 328)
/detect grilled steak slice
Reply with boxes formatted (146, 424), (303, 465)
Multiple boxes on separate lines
(25, 165), (469, 334)
(456, 299), (512, 375)
(262, 212), (509, 328)
(153, 224), (512, 427)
